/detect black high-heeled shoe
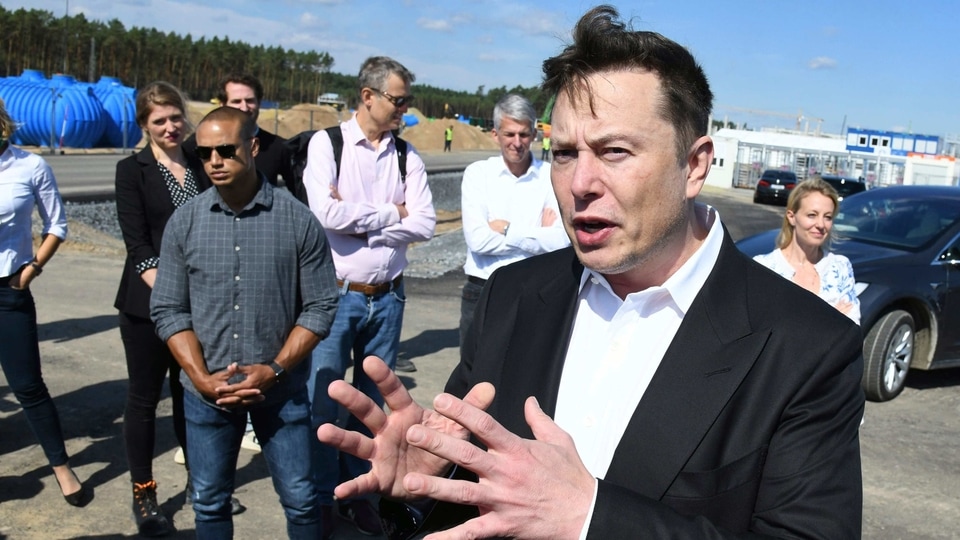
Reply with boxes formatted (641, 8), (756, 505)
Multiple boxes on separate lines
(55, 470), (91, 507)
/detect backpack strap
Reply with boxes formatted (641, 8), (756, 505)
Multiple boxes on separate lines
(324, 125), (344, 182)
(392, 129), (408, 184)
(325, 125), (407, 185)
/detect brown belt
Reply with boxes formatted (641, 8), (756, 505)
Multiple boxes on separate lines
(337, 275), (403, 296)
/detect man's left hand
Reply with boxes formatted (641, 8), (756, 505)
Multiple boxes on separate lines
(214, 362), (270, 408)
(403, 394), (595, 540)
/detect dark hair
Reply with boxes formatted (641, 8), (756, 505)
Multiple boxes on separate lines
(198, 106), (257, 140)
(216, 73), (264, 104)
(357, 56), (415, 95)
(542, 5), (713, 163)
(777, 175), (840, 250)
(135, 81), (188, 128)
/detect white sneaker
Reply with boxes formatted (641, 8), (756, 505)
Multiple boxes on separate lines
(241, 431), (261, 453)
(173, 447), (186, 465)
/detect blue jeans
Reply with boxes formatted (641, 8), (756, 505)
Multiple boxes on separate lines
(0, 284), (70, 467)
(308, 281), (405, 505)
(184, 388), (319, 539)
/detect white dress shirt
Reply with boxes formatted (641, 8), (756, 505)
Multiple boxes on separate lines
(461, 155), (569, 279)
(553, 205), (723, 538)
(0, 145), (68, 277)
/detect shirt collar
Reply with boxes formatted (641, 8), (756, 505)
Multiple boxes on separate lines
(209, 173), (273, 214)
(344, 114), (398, 152)
(578, 203), (724, 315)
(496, 154), (543, 180)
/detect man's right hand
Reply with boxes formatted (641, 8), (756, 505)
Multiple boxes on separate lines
(317, 356), (495, 501)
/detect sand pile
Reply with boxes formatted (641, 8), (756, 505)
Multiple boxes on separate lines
(184, 102), (499, 152)
(402, 119), (499, 152)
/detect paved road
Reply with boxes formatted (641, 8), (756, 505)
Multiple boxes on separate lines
(42, 150), (499, 201)
(0, 188), (957, 538)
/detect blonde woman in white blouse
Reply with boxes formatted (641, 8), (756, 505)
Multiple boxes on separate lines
(754, 176), (861, 324)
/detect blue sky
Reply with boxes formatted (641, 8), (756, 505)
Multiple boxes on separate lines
(9, 0), (960, 137)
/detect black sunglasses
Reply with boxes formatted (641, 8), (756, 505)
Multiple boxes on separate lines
(370, 88), (415, 108)
(195, 143), (242, 161)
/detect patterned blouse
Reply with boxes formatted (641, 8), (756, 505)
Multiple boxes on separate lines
(753, 249), (861, 325)
(133, 163), (199, 275)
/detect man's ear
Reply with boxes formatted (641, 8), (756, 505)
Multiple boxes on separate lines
(249, 136), (260, 159)
(685, 135), (714, 199)
(359, 87), (376, 108)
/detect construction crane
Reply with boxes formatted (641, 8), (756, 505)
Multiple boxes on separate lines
(717, 106), (824, 135)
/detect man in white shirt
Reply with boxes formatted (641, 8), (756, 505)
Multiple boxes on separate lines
(459, 94), (569, 348)
(317, 6), (864, 540)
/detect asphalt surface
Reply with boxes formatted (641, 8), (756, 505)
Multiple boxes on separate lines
(42, 150), (500, 202)
(1, 186), (958, 539)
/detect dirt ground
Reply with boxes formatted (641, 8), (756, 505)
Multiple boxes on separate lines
(185, 101), (501, 153)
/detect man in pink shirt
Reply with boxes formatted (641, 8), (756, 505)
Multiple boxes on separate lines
(302, 56), (435, 538)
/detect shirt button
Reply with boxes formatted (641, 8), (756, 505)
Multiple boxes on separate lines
(235, 246), (240, 251)
(233, 333), (239, 339)
(235, 217), (240, 222)
(235, 276), (240, 281)
(234, 305), (240, 310)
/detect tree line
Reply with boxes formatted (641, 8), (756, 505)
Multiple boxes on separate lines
(0, 5), (550, 123)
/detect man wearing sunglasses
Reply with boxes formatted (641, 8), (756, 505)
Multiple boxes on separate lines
(302, 55), (436, 538)
(151, 106), (339, 539)
(184, 73), (294, 188)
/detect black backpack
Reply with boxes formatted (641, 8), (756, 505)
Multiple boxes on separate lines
(285, 126), (408, 205)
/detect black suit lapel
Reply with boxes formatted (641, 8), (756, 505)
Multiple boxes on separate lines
(496, 253), (582, 438)
(604, 236), (771, 500)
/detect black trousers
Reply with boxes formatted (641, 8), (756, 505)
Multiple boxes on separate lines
(119, 312), (187, 484)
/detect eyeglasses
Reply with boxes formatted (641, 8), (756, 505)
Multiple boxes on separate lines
(370, 88), (415, 108)
(195, 141), (248, 161)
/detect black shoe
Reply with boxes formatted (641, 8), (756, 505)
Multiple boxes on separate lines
(395, 358), (417, 373)
(55, 470), (91, 508)
(133, 480), (173, 537)
(185, 475), (244, 515)
(337, 499), (382, 536)
(230, 496), (246, 515)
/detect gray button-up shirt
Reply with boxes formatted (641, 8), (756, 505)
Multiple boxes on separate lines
(151, 178), (338, 405)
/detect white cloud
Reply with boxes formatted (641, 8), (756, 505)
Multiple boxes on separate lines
(417, 18), (454, 32)
(808, 56), (838, 70)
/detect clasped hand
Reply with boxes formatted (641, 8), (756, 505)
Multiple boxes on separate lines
(317, 356), (595, 539)
(198, 362), (271, 408)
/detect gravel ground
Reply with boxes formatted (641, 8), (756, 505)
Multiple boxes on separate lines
(57, 197), (468, 279)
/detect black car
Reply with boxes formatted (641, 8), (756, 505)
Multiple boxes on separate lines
(753, 169), (798, 205)
(737, 185), (960, 402)
(821, 174), (867, 201)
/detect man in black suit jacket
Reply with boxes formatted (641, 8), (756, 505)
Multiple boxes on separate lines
(183, 73), (293, 187)
(318, 6), (864, 539)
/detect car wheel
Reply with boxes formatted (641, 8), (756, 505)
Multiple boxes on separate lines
(862, 310), (914, 402)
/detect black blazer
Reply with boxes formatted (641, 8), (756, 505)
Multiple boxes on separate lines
(447, 234), (864, 538)
(113, 146), (211, 319)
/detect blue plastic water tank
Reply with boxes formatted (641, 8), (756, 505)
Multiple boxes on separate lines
(92, 76), (140, 148)
(48, 74), (107, 148)
(0, 76), (53, 146)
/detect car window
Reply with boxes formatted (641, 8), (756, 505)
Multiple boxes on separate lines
(836, 195), (960, 250)
(823, 177), (866, 198)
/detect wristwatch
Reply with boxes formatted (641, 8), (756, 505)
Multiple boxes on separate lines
(265, 361), (287, 382)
